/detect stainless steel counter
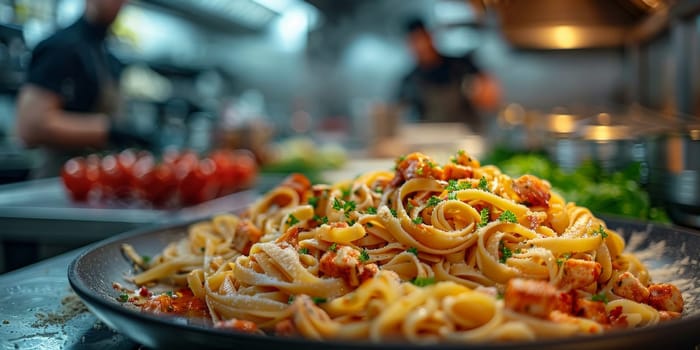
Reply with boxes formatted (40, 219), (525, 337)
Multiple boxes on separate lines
(0, 247), (138, 349)
(0, 178), (258, 272)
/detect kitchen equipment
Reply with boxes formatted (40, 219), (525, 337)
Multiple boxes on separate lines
(646, 123), (700, 229)
(68, 218), (700, 350)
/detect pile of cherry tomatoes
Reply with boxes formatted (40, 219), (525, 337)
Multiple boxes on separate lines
(61, 149), (257, 207)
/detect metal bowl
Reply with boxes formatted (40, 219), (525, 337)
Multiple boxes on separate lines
(646, 125), (700, 229)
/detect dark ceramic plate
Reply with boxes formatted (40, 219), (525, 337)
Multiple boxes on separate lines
(68, 217), (700, 350)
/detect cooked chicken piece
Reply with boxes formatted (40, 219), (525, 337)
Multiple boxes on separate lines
(233, 219), (262, 254)
(320, 246), (377, 286)
(558, 259), (602, 292)
(548, 310), (604, 334)
(647, 283), (684, 313)
(440, 163), (473, 181)
(504, 278), (571, 318)
(391, 152), (440, 186)
(658, 311), (682, 321)
(612, 271), (650, 303)
(573, 297), (608, 324)
(512, 174), (551, 208)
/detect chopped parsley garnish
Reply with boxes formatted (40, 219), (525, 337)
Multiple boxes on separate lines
(415, 167), (424, 176)
(366, 206), (377, 214)
(446, 179), (459, 192)
(426, 196), (442, 207)
(312, 297), (327, 304)
(593, 225), (608, 239)
(457, 149), (465, 156)
(313, 214), (329, 224)
(450, 156), (458, 164)
(118, 293), (129, 302)
(341, 187), (352, 199)
(447, 179), (470, 192)
(427, 161), (435, 168)
(347, 219), (356, 226)
(515, 248), (522, 254)
(390, 209), (398, 218)
(374, 187), (383, 194)
(478, 177), (490, 192)
(344, 201), (356, 217)
(141, 255), (151, 264)
(412, 216), (423, 225)
(332, 198), (356, 217)
(406, 202), (415, 210)
(332, 197), (343, 211)
(359, 249), (370, 263)
(286, 214), (300, 226)
(478, 207), (490, 227)
(591, 292), (608, 304)
(397, 155), (406, 162)
(298, 247), (309, 255)
(499, 241), (513, 263)
(411, 277), (436, 287)
(557, 253), (572, 267)
(407, 247), (419, 256)
(498, 210), (518, 223)
(165, 291), (173, 297)
(307, 196), (318, 208)
(448, 192), (458, 200)
(288, 295), (295, 304)
(496, 292), (504, 300)
(329, 243), (337, 252)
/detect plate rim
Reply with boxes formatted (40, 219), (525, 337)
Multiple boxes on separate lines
(67, 218), (700, 349)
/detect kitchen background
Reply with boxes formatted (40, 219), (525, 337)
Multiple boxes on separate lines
(0, 0), (699, 272)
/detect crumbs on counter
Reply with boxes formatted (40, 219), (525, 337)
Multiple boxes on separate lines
(2, 319), (9, 324)
(31, 292), (88, 328)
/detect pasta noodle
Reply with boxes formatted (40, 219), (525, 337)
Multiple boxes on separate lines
(122, 151), (685, 342)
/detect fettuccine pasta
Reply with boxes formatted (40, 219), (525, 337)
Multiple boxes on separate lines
(122, 151), (684, 342)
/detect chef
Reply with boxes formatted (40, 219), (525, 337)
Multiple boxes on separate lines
(16, 0), (150, 178)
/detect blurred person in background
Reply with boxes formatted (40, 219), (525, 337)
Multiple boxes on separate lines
(397, 18), (500, 133)
(16, 0), (150, 178)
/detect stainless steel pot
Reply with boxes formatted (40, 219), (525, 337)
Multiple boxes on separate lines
(646, 124), (700, 229)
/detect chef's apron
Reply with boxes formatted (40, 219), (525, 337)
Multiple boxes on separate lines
(420, 79), (481, 133)
(33, 43), (120, 179)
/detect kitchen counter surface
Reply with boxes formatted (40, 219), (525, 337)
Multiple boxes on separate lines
(0, 178), (258, 272)
(0, 246), (138, 349)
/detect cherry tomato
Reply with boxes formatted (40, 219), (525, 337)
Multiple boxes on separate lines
(100, 154), (131, 199)
(210, 149), (237, 196)
(232, 150), (258, 188)
(61, 157), (91, 201)
(179, 158), (220, 205)
(133, 155), (176, 206)
(85, 154), (102, 196)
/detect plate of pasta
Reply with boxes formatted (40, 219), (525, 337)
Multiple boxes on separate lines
(68, 151), (700, 350)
